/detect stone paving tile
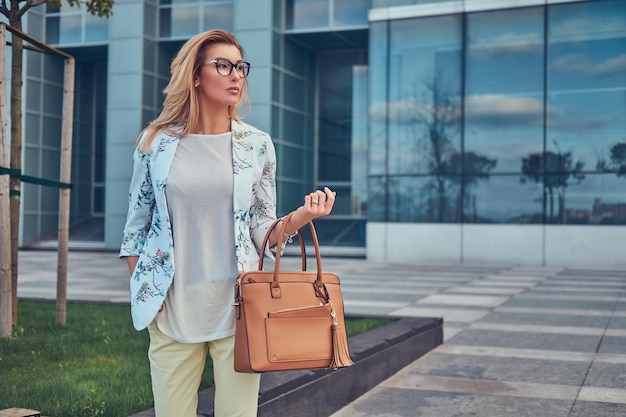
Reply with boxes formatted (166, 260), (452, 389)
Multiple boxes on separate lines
(501, 298), (618, 310)
(344, 280), (459, 289)
(390, 307), (491, 323)
(498, 306), (626, 317)
(468, 322), (605, 336)
(608, 317), (626, 330)
(530, 286), (626, 295)
(515, 293), (620, 302)
(400, 352), (590, 386)
(443, 286), (525, 295)
(597, 336), (626, 354)
(569, 401), (626, 417)
(577, 387), (626, 405)
(478, 311), (612, 328)
(436, 345), (596, 362)
(384, 374), (579, 401)
(540, 280), (626, 289)
(415, 294), (509, 307)
(341, 290), (425, 303)
(446, 329), (602, 352)
(559, 269), (626, 278)
(582, 362), (626, 389)
(331, 387), (574, 417)
(467, 280), (539, 288)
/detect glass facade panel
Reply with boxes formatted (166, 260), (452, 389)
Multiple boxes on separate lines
(468, 175), (543, 224)
(161, 7), (199, 38)
(369, 21), (387, 176)
(368, 0), (626, 225)
(388, 175), (461, 222)
(334, 0), (370, 27)
(546, 0), (626, 225)
(283, 109), (307, 147)
(58, 14), (83, 44)
(287, 0), (329, 30)
(85, 14), (108, 42)
(283, 73), (307, 110)
(202, 4), (233, 31)
(387, 15), (462, 176)
(46, 16), (60, 45)
(465, 7), (544, 174)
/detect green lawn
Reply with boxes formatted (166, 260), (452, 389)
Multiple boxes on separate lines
(0, 300), (393, 417)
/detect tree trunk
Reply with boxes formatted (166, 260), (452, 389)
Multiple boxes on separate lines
(9, 8), (23, 327)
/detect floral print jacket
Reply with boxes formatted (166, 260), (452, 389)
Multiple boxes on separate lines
(119, 120), (279, 331)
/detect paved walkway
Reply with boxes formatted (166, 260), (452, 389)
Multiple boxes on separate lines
(17, 250), (626, 417)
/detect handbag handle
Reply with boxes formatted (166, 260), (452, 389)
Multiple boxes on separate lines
(271, 212), (324, 298)
(258, 215), (307, 271)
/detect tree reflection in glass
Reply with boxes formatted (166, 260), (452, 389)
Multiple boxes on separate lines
(520, 142), (585, 224)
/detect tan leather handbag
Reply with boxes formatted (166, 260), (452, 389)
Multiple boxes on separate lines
(233, 213), (354, 373)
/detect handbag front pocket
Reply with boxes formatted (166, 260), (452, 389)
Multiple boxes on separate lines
(265, 315), (333, 363)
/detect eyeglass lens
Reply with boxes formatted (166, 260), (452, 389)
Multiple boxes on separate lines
(215, 59), (250, 77)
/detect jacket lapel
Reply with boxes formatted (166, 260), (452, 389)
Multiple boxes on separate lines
(231, 120), (254, 214)
(151, 132), (179, 223)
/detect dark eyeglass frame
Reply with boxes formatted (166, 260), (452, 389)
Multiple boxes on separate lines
(206, 58), (251, 78)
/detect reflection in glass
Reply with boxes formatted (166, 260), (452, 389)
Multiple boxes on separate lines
(58, 14), (82, 44)
(46, 16), (60, 44)
(367, 176), (385, 222)
(544, 0), (626, 224)
(367, 0), (626, 225)
(388, 176), (461, 223)
(468, 175), (543, 224)
(160, 7), (198, 38)
(387, 15), (462, 176)
(520, 149), (585, 223)
(368, 21), (387, 176)
(465, 7), (544, 173)
(547, 0), (626, 199)
(85, 13), (108, 43)
(334, 0), (370, 27)
(202, 4), (233, 32)
(545, 173), (626, 225)
(287, 0), (329, 30)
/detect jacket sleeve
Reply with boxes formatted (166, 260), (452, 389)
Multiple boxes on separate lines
(249, 134), (282, 258)
(119, 138), (155, 258)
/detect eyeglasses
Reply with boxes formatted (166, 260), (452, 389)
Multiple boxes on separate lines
(206, 58), (251, 78)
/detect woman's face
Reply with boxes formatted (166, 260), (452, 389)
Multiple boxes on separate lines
(195, 43), (245, 109)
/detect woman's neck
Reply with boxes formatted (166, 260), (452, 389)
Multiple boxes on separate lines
(192, 104), (231, 135)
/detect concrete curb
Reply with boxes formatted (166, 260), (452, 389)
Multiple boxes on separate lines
(129, 316), (443, 417)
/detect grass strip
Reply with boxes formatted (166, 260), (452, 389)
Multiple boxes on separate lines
(1, 300), (393, 417)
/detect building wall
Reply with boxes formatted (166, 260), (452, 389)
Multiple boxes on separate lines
(368, 222), (626, 268)
(366, 0), (626, 267)
(17, 0), (625, 269)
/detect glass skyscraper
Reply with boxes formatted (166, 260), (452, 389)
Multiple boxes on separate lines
(16, 0), (626, 267)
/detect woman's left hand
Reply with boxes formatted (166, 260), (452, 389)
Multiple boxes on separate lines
(283, 187), (336, 235)
(298, 186), (336, 221)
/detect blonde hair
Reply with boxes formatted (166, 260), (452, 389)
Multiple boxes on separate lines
(138, 30), (249, 152)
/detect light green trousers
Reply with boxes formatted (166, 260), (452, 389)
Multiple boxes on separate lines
(147, 322), (261, 417)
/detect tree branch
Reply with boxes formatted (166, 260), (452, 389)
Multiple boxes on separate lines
(0, 0), (8, 18)
(18, 0), (47, 17)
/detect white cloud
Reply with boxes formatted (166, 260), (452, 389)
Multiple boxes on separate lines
(551, 53), (626, 76)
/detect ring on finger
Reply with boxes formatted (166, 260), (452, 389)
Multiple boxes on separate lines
(312, 200), (319, 205)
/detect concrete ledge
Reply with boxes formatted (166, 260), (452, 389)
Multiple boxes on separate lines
(130, 316), (443, 417)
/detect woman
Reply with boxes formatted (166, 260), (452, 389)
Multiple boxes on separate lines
(119, 29), (335, 417)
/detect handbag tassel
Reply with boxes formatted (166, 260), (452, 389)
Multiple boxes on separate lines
(330, 319), (355, 369)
